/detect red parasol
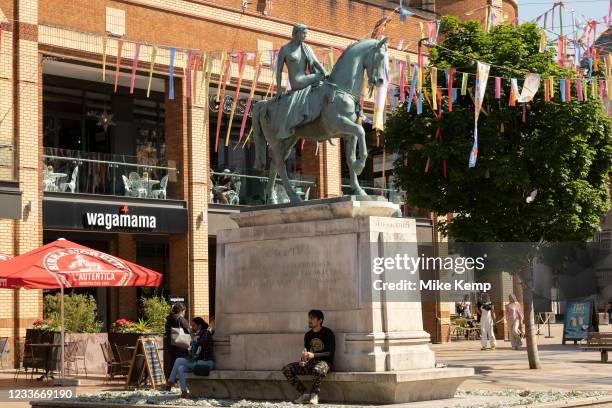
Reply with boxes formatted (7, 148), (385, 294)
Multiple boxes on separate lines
(0, 239), (162, 383)
(0, 239), (162, 289)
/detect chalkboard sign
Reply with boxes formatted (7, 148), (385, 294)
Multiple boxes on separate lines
(563, 301), (594, 344)
(142, 338), (165, 388)
(125, 338), (165, 389)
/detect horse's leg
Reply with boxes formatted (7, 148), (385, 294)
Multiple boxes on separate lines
(271, 139), (300, 203)
(337, 118), (368, 196)
(265, 164), (278, 204)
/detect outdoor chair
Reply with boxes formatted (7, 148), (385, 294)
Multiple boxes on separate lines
(100, 342), (126, 383)
(0, 337), (9, 369)
(122, 175), (135, 197)
(42, 166), (57, 192)
(14, 341), (43, 382)
(60, 165), (79, 193)
(128, 173), (148, 198)
(65, 339), (88, 378)
(150, 174), (169, 199)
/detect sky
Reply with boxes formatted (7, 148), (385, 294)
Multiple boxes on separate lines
(519, 0), (609, 29)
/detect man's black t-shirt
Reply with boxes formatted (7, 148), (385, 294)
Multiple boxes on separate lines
(304, 326), (335, 365)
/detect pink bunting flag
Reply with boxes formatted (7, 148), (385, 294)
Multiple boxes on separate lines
(601, 80), (606, 101)
(566, 78), (571, 102)
(399, 60), (406, 103)
(576, 78), (583, 102)
(129, 43), (141, 95)
(114, 40), (123, 93)
(495, 77), (501, 99)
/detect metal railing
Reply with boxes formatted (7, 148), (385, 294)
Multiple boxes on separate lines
(43, 147), (179, 199)
(210, 169), (316, 205)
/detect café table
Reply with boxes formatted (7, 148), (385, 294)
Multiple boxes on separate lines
(27, 343), (71, 381)
(47, 172), (68, 192)
(140, 179), (159, 197)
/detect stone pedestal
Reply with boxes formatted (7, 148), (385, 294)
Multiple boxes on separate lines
(189, 197), (472, 403)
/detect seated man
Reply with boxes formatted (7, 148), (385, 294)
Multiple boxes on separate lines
(282, 309), (335, 405)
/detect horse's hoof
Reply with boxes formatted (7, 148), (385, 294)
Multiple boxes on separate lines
(352, 187), (368, 197)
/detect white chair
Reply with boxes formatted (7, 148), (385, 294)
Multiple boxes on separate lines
(150, 175), (169, 199)
(122, 175), (135, 197)
(42, 166), (56, 192)
(60, 166), (78, 193)
(128, 172), (147, 198)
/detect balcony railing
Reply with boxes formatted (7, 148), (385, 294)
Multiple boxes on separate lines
(210, 169), (316, 205)
(0, 143), (15, 182)
(43, 147), (179, 200)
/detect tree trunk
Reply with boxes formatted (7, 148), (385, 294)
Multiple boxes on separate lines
(521, 260), (541, 369)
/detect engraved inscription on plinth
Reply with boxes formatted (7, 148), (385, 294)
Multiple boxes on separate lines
(221, 234), (359, 313)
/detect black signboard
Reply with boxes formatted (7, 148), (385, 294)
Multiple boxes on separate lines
(44, 195), (187, 234)
(168, 295), (186, 304)
(562, 300), (598, 344)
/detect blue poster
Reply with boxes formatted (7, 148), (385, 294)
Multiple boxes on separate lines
(563, 301), (592, 341)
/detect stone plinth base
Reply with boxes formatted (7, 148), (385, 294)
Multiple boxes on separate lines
(185, 368), (473, 404)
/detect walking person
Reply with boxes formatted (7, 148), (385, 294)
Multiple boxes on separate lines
(164, 317), (214, 398)
(164, 302), (191, 377)
(282, 310), (335, 405)
(505, 294), (524, 350)
(480, 294), (497, 350)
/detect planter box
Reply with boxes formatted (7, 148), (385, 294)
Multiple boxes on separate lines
(107, 332), (164, 365)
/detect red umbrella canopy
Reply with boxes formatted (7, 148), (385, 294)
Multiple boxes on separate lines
(0, 239), (162, 289)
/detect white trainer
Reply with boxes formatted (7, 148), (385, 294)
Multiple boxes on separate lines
(309, 393), (319, 405)
(294, 393), (310, 404)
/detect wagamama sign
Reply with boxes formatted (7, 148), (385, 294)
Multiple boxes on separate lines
(84, 207), (156, 231)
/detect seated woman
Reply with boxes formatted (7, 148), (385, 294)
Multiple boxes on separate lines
(163, 317), (213, 398)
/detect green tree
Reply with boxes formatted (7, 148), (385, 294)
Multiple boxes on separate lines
(384, 17), (612, 368)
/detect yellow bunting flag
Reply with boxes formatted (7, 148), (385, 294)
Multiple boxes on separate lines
(461, 72), (468, 95)
(226, 53), (246, 147)
(102, 37), (108, 81)
(539, 29), (547, 53)
(419, 22), (425, 39)
(583, 78), (588, 100)
(146, 45), (157, 98)
(549, 77), (554, 98)
(327, 48), (334, 72)
(216, 51), (227, 103)
(430, 67), (437, 110)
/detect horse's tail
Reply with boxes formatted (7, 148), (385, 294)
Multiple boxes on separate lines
(252, 101), (267, 171)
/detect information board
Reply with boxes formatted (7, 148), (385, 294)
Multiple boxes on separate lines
(563, 300), (593, 343)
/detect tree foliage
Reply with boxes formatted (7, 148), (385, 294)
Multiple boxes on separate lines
(384, 17), (612, 243)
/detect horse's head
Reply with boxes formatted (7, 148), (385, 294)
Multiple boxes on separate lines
(365, 37), (388, 90)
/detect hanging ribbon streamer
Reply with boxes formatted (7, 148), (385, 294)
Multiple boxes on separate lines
(565, 78), (571, 102)
(168, 48), (176, 100)
(216, 51), (227, 103)
(600, 79), (605, 101)
(495, 77), (501, 99)
(577, 78), (583, 102)
(327, 48), (335, 73)
(539, 30), (547, 53)
(469, 62), (490, 168)
(509, 78), (518, 106)
(102, 36), (108, 81)
(447, 68), (455, 112)
(114, 40), (123, 93)
(215, 58), (231, 151)
(544, 79), (550, 102)
(129, 43), (141, 95)
(147, 46), (158, 98)
(430, 67), (437, 111)
(549, 77), (555, 98)
(560, 78), (566, 102)
(407, 65), (418, 112)
(399, 60), (406, 103)
(461, 72), (468, 95)
(225, 52), (245, 147)
(240, 55), (261, 143)
(185, 50), (193, 99)
(202, 53), (213, 110)
(582, 78), (588, 100)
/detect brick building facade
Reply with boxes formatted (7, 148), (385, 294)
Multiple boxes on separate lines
(0, 0), (518, 363)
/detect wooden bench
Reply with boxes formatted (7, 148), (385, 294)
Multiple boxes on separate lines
(581, 332), (612, 362)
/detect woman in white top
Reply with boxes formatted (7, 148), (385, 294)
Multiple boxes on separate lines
(480, 294), (497, 350)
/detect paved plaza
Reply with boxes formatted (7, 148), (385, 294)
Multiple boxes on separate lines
(0, 324), (611, 408)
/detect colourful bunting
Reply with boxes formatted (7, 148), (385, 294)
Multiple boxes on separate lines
(430, 67), (437, 111)
(407, 64), (418, 112)
(216, 51), (227, 103)
(147, 45), (157, 98)
(129, 43), (141, 95)
(447, 68), (455, 112)
(577, 78), (583, 102)
(565, 78), (571, 102)
(102, 36), (108, 81)
(215, 58), (231, 152)
(495, 77), (501, 99)
(560, 78), (566, 102)
(168, 48), (176, 100)
(226, 52), (245, 147)
(114, 39), (123, 93)
(240, 55), (261, 143)
(470, 61), (490, 168)
(461, 72), (468, 95)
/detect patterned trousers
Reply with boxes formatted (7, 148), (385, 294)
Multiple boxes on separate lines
(282, 359), (330, 395)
